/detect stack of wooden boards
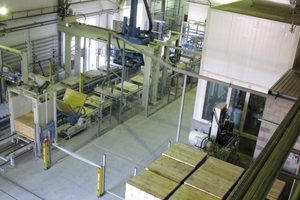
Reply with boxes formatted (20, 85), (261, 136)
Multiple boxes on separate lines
(14, 112), (35, 140)
(125, 142), (285, 200)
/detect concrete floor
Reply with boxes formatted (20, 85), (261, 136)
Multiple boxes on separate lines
(0, 88), (196, 200)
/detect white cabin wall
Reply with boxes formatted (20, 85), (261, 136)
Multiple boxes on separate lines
(192, 7), (300, 123)
(201, 9), (300, 91)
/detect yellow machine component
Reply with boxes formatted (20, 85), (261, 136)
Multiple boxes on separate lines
(63, 88), (87, 110)
(97, 167), (104, 197)
(56, 99), (73, 114)
(43, 138), (50, 170)
(56, 88), (87, 115)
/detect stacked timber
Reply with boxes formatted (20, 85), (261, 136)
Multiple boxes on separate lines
(125, 142), (207, 200)
(125, 142), (286, 199)
(184, 156), (244, 199)
(125, 170), (178, 200)
(14, 112), (35, 140)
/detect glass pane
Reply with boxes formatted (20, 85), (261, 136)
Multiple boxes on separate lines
(243, 94), (266, 136)
(228, 89), (246, 130)
(202, 82), (228, 120)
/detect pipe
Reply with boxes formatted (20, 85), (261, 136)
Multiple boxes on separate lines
(102, 154), (106, 195)
(176, 74), (187, 142)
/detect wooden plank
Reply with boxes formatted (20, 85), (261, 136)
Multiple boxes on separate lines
(266, 179), (286, 200)
(146, 155), (194, 183)
(61, 76), (79, 86)
(130, 75), (144, 84)
(169, 184), (220, 200)
(126, 169), (178, 200)
(162, 142), (207, 167)
(115, 81), (139, 93)
(14, 112), (35, 140)
(85, 95), (111, 108)
(185, 157), (244, 199)
(82, 70), (103, 78)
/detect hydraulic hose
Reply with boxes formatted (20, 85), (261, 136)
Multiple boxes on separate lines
(143, 0), (153, 33)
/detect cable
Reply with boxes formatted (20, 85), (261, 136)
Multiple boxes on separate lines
(142, 0), (153, 33)
(290, 0), (297, 33)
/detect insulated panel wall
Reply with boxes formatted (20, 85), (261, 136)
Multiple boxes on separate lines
(200, 9), (300, 92)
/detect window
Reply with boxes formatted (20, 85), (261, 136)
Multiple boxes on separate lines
(228, 89), (246, 130)
(243, 94), (265, 136)
(202, 82), (228, 120)
(202, 82), (266, 137)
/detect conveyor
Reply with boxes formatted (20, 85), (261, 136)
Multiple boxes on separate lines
(0, 133), (33, 169)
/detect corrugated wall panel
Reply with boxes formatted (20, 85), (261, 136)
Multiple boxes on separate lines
(201, 9), (300, 92)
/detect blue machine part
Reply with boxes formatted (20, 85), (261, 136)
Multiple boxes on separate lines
(119, 0), (153, 45)
(113, 49), (144, 67)
(67, 106), (86, 126)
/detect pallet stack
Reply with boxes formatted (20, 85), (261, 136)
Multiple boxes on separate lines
(125, 143), (207, 200)
(14, 112), (35, 140)
(125, 143), (285, 200)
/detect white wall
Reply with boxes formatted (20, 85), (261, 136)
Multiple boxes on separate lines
(201, 9), (300, 92)
(192, 8), (300, 122)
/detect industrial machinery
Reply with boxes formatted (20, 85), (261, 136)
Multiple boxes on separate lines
(112, 49), (144, 68)
(189, 103), (239, 162)
(119, 0), (153, 44)
(0, 66), (23, 86)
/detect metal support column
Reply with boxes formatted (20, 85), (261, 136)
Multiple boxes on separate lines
(64, 33), (72, 78)
(0, 51), (4, 103)
(150, 46), (161, 104)
(74, 36), (81, 75)
(97, 101), (103, 138)
(176, 74), (187, 142)
(161, 46), (170, 99)
(119, 41), (126, 124)
(142, 51), (152, 117)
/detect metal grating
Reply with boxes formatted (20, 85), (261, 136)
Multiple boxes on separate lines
(268, 66), (300, 99)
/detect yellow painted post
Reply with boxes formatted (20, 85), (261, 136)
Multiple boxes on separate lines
(48, 63), (53, 84)
(97, 167), (104, 197)
(43, 138), (50, 170)
(79, 73), (83, 93)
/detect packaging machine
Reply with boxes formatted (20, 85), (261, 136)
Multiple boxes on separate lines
(189, 103), (240, 162)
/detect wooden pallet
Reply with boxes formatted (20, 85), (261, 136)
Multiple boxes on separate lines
(162, 142), (207, 167)
(185, 157), (244, 199)
(14, 112), (35, 140)
(169, 184), (219, 200)
(125, 169), (178, 200)
(146, 155), (194, 183)
(115, 81), (139, 93)
(82, 70), (103, 79)
(61, 76), (79, 87)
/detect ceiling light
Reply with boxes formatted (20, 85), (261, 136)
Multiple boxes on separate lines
(0, 8), (7, 15)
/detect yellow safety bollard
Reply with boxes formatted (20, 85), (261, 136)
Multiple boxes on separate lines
(43, 138), (50, 170)
(97, 167), (104, 197)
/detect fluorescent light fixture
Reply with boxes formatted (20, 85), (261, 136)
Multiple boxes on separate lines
(0, 7), (7, 15)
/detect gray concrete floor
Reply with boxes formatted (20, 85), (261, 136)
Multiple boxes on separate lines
(0, 88), (197, 200)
